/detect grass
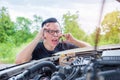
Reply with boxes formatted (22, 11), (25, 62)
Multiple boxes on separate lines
(0, 42), (29, 63)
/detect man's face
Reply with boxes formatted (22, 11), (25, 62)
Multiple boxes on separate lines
(43, 22), (62, 47)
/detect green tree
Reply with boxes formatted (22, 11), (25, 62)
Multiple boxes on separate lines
(101, 11), (120, 44)
(62, 11), (86, 41)
(0, 7), (15, 43)
(0, 7), (16, 63)
(14, 17), (32, 45)
(33, 15), (43, 31)
(31, 15), (43, 36)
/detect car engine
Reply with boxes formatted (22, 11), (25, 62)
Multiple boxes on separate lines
(0, 45), (120, 80)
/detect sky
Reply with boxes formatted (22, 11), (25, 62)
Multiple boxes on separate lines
(0, 0), (120, 34)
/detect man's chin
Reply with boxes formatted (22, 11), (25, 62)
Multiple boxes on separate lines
(51, 43), (58, 47)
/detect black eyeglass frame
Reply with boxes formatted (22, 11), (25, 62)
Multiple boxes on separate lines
(44, 29), (62, 35)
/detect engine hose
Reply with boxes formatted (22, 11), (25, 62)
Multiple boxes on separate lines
(69, 67), (80, 80)
(15, 61), (57, 80)
(65, 66), (80, 80)
(65, 67), (76, 80)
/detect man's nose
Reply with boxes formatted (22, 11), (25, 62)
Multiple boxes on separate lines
(53, 32), (59, 37)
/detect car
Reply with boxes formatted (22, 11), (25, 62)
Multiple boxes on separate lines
(0, 0), (120, 80)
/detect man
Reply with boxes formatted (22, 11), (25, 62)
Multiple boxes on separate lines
(15, 17), (91, 64)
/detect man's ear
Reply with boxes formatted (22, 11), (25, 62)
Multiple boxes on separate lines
(43, 36), (46, 39)
(43, 32), (46, 39)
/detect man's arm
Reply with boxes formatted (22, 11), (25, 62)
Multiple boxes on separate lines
(15, 30), (43, 64)
(63, 33), (91, 48)
(70, 38), (91, 47)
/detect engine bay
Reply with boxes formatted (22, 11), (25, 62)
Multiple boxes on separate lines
(0, 45), (120, 80)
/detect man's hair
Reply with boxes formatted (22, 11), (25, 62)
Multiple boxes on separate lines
(41, 17), (59, 27)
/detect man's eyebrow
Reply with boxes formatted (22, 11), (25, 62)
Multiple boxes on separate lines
(44, 29), (49, 31)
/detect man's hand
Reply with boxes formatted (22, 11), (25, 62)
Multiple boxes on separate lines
(35, 28), (43, 41)
(62, 33), (75, 43)
(62, 33), (91, 47)
(36, 26), (48, 41)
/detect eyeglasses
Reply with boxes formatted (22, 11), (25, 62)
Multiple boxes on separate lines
(44, 29), (61, 35)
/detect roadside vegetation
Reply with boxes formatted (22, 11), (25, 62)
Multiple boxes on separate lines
(0, 7), (120, 63)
